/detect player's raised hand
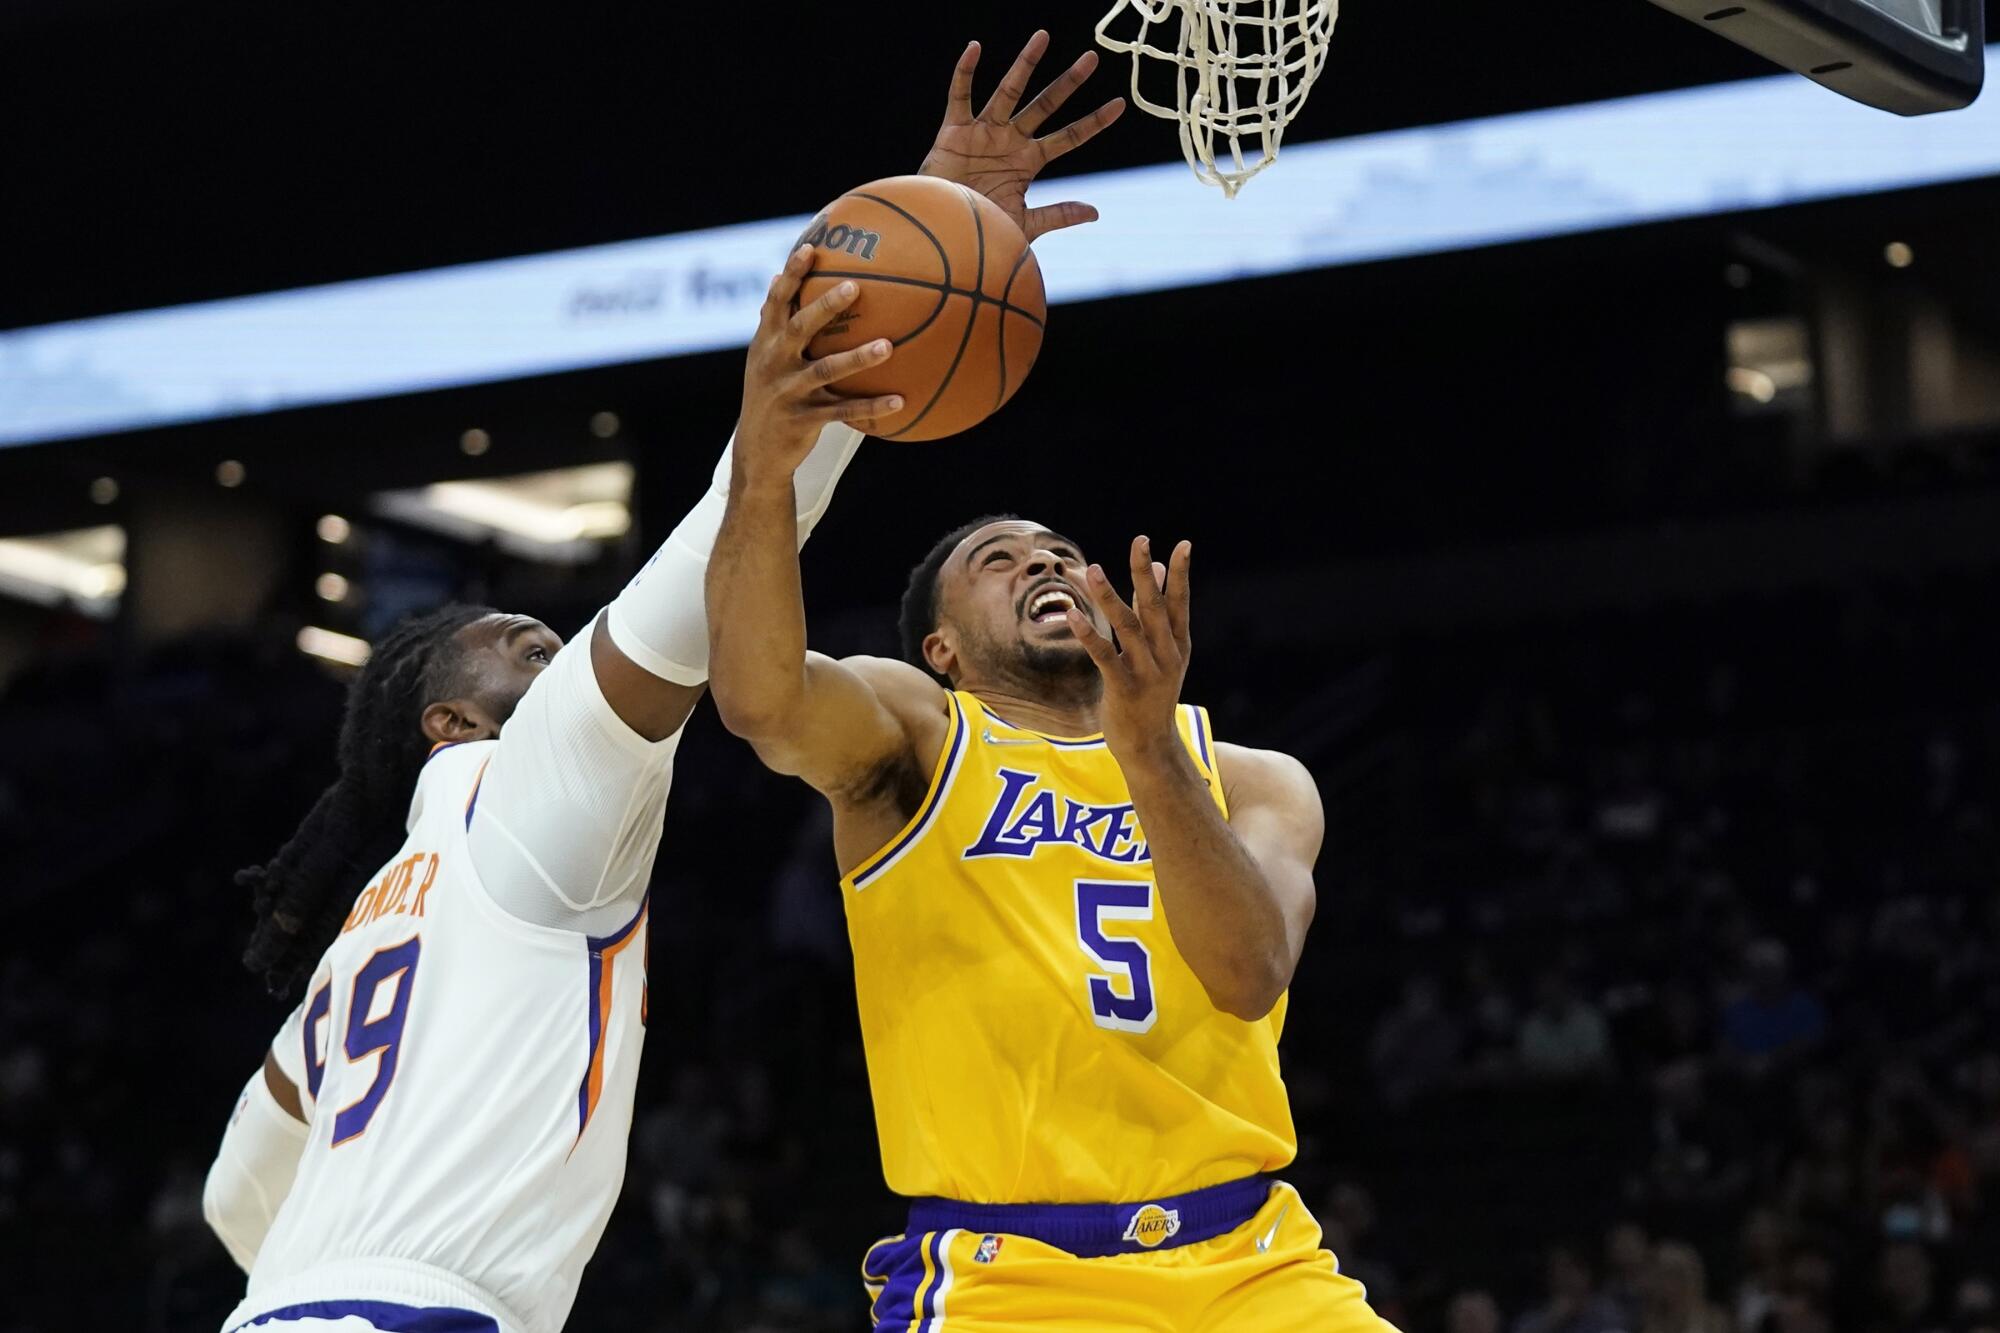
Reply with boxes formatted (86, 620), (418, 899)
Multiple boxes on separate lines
(920, 31), (1126, 242)
(1065, 536), (1194, 763)
(734, 246), (903, 483)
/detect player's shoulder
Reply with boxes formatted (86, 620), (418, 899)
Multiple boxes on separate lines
(835, 654), (949, 717)
(1214, 742), (1320, 813)
(407, 738), (497, 822)
(422, 737), (498, 776)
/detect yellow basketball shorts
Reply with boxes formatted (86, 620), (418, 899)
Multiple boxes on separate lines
(861, 1178), (1392, 1332)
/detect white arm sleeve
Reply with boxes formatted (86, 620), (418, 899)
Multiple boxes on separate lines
(468, 618), (681, 933)
(203, 1011), (310, 1273)
(470, 423), (858, 930)
(603, 422), (862, 685)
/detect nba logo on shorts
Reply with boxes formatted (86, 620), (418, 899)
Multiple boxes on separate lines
(974, 1234), (1003, 1264)
(1121, 1204), (1182, 1249)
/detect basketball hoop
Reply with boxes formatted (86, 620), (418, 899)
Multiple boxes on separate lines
(1096, 0), (1339, 198)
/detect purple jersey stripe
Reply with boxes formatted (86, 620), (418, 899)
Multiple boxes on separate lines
(574, 948), (605, 1141)
(229, 1298), (499, 1333)
(852, 700), (967, 889)
(574, 892), (648, 1144)
(866, 1232), (930, 1331)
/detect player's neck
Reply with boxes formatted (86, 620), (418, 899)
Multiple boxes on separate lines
(962, 678), (1102, 739)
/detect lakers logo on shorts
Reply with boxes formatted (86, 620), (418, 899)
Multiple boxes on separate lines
(1121, 1204), (1182, 1249)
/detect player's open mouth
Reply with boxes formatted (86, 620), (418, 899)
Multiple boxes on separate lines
(1025, 585), (1079, 624)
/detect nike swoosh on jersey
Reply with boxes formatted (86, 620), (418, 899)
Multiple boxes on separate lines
(981, 729), (1041, 746)
(1256, 1201), (1291, 1254)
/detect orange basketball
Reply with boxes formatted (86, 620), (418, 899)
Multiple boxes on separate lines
(796, 175), (1046, 442)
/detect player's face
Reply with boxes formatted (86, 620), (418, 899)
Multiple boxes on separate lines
(455, 613), (564, 728)
(934, 520), (1107, 685)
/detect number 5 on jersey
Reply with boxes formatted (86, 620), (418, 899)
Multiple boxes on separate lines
(1076, 881), (1157, 1034)
(303, 936), (422, 1145)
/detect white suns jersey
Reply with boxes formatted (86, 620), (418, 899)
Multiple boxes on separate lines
(241, 741), (649, 1333)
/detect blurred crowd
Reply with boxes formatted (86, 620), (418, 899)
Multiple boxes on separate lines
(2, 566), (1997, 1331)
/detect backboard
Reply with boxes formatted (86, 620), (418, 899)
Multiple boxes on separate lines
(1645, 0), (1985, 113)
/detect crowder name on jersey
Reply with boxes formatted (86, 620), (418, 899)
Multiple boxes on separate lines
(340, 850), (443, 935)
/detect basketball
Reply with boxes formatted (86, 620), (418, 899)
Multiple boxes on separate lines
(796, 174), (1046, 442)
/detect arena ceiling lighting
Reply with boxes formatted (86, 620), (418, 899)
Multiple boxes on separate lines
(296, 625), (372, 668)
(0, 525), (125, 617)
(3, 47), (1999, 450)
(370, 462), (633, 564)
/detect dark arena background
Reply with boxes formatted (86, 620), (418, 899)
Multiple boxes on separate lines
(4, 2), (2000, 1330)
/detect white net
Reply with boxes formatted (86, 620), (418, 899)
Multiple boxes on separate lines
(1096, 0), (1339, 198)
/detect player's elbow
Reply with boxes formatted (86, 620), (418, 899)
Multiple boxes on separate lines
(1204, 952), (1291, 1023)
(709, 683), (800, 745)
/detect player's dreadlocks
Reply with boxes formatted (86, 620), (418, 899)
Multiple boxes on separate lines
(238, 603), (496, 999)
(898, 514), (1021, 683)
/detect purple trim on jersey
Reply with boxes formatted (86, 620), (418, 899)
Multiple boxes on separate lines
(228, 1298), (499, 1332)
(1189, 704), (1213, 770)
(575, 945), (603, 1138)
(852, 700), (967, 890)
(904, 1174), (1270, 1259)
(574, 893), (649, 1143)
(867, 1233), (930, 1331)
(980, 703), (1106, 749)
(586, 893), (650, 953)
(462, 766), (488, 831)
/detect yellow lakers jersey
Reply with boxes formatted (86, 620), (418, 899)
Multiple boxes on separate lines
(840, 691), (1298, 1204)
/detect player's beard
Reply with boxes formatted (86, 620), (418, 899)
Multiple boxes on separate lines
(1019, 636), (1097, 686)
(982, 619), (1101, 705)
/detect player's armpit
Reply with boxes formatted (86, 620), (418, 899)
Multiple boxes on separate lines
(727, 653), (947, 803)
(1215, 742), (1323, 986)
(264, 1047), (305, 1123)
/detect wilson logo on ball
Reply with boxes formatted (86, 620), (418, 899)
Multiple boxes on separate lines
(799, 175), (1045, 441)
(799, 215), (881, 261)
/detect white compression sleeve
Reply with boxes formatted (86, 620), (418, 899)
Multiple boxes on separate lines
(203, 1056), (309, 1272)
(604, 422), (862, 686)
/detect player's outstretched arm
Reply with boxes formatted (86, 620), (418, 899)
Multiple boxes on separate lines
(707, 250), (944, 799)
(1068, 538), (1320, 1021)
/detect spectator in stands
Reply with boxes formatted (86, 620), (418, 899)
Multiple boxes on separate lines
(1871, 1241), (1946, 1333)
(1513, 1242), (1631, 1333)
(1637, 1240), (1730, 1333)
(1518, 971), (1612, 1080)
(1783, 1108), (1867, 1242)
(1630, 983), (1710, 1081)
(1321, 1184), (1404, 1323)
(1451, 1290), (1506, 1333)
(1731, 1208), (1791, 1333)
(1640, 1062), (1752, 1218)
(1370, 973), (1463, 1106)
(1603, 1221), (1651, 1326)
(1764, 1291), (1834, 1333)
(1720, 940), (1825, 1079)
(1461, 951), (1521, 1081)
(1969, 1053), (2000, 1192)
(1955, 1274), (1997, 1331)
